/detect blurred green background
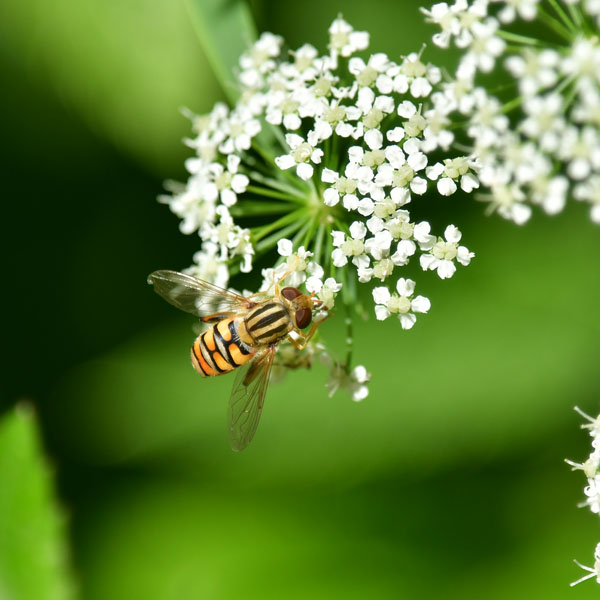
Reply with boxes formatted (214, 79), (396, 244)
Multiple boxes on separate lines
(2, 0), (600, 598)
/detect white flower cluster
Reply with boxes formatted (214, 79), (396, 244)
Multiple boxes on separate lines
(567, 407), (600, 586)
(423, 0), (600, 224)
(159, 17), (484, 401)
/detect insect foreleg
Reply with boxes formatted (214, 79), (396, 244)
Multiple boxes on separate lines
(288, 314), (331, 350)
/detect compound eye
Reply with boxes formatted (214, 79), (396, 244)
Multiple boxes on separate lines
(295, 308), (312, 329)
(281, 287), (302, 301)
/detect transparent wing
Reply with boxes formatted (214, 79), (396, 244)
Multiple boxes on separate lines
(227, 345), (276, 451)
(148, 270), (251, 319)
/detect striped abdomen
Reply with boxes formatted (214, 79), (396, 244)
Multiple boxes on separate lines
(191, 318), (254, 377)
(244, 300), (292, 345)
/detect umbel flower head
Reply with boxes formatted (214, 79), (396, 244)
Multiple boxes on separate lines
(567, 407), (600, 586)
(160, 17), (480, 400)
(423, 0), (600, 224)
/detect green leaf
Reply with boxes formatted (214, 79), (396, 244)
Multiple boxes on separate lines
(186, 0), (257, 103)
(0, 406), (75, 600)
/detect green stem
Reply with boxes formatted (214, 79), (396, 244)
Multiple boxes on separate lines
(314, 222), (326, 266)
(229, 200), (297, 217)
(561, 79), (579, 114)
(566, 2), (588, 35)
(254, 217), (310, 253)
(246, 184), (306, 202)
(537, 6), (575, 41)
(555, 73), (576, 97)
(252, 208), (306, 242)
(500, 95), (524, 115)
(268, 122), (290, 152)
(547, 0), (578, 35)
(290, 217), (315, 251)
(326, 222), (334, 278)
(247, 170), (310, 199)
(497, 30), (546, 46)
(333, 216), (351, 236)
(344, 314), (353, 370)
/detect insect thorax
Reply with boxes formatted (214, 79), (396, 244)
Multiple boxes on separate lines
(244, 299), (292, 344)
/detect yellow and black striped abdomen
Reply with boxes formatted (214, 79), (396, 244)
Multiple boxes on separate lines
(245, 300), (292, 345)
(191, 318), (254, 377)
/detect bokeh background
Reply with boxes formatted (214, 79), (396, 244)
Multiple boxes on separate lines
(2, 0), (600, 598)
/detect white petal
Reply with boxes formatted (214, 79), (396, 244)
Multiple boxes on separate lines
(348, 146), (364, 163)
(364, 129), (383, 150)
(227, 154), (241, 173)
(321, 168), (339, 183)
(310, 149), (324, 164)
(331, 230), (345, 247)
(366, 216), (384, 233)
(396, 277), (415, 297)
(460, 173), (479, 192)
(231, 174), (249, 193)
(277, 239), (293, 256)
(374, 304), (391, 320)
(350, 221), (367, 239)
(407, 151), (427, 171)
(283, 113), (302, 130)
(372, 286), (391, 304)
(351, 364), (370, 384)
(390, 187), (411, 206)
(444, 224), (462, 243)
(336, 122), (355, 137)
(437, 259), (456, 279)
(457, 245), (474, 266)
(305, 276), (323, 293)
(285, 133), (304, 149)
(323, 188), (340, 207)
(332, 248), (348, 267)
(386, 127), (405, 142)
(419, 254), (437, 271)
(397, 101), (416, 118)
(426, 163), (444, 180)
(343, 194), (359, 211)
(297, 163), (314, 180)
(399, 313), (417, 330)
(357, 198), (375, 216)
(307, 262), (324, 279)
(438, 178), (458, 196)
(374, 95), (394, 113)
(220, 189), (237, 207)
(411, 295), (431, 313)
(275, 155), (295, 170)
(410, 177), (428, 195)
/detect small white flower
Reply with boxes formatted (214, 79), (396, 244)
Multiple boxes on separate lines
(306, 276), (343, 309)
(571, 543), (600, 587)
(275, 134), (324, 180)
(328, 17), (369, 60)
(372, 278), (431, 329)
(322, 354), (371, 402)
(420, 225), (474, 279)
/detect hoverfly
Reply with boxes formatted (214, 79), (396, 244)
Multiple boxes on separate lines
(147, 269), (326, 451)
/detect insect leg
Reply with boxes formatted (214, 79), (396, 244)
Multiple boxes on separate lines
(288, 313), (331, 350)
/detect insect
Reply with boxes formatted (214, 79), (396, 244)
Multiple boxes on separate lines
(147, 269), (326, 451)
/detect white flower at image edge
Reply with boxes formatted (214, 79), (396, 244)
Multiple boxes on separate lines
(372, 278), (430, 329)
(572, 543), (600, 587)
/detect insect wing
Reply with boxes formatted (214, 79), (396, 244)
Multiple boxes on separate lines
(148, 270), (250, 319)
(227, 346), (276, 451)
